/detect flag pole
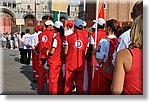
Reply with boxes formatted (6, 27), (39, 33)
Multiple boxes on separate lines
(83, 0), (86, 20)
(92, 0), (99, 81)
(20, 25), (21, 35)
(58, 0), (61, 21)
(83, 0), (86, 11)
(94, 0), (99, 48)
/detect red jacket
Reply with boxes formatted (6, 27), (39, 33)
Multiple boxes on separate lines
(49, 33), (65, 65)
(66, 30), (88, 71)
(91, 29), (107, 49)
(82, 29), (89, 38)
(38, 29), (54, 59)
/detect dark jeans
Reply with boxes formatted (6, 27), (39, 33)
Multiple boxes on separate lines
(19, 48), (25, 64)
(24, 49), (31, 65)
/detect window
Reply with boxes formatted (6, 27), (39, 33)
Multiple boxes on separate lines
(104, 3), (107, 9)
(67, 5), (70, 16)
(8, 2), (12, 7)
(3, 2), (7, 6)
(45, 6), (47, 9)
(13, 3), (16, 8)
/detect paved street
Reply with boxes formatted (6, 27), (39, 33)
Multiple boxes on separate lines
(1, 49), (49, 95)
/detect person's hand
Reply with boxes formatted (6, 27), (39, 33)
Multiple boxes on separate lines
(26, 44), (31, 48)
(46, 50), (49, 56)
(32, 46), (35, 49)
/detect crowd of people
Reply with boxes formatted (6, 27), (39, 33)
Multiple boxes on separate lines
(0, 31), (20, 50)
(2, 0), (142, 95)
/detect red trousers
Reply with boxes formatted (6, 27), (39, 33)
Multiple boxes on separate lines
(37, 60), (49, 92)
(89, 69), (112, 95)
(32, 50), (36, 77)
(64, 70), (84, 95)
(49, 63), (64, 95)
(87, 65), (93, 94)
(32, 50), (39, 82)
(86, 55), (94, 94)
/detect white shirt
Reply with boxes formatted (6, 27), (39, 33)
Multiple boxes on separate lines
(51, 33), (59, 48)
(2, 35), (6, 41)
(117, 29), (131, 51)
(14, 34), (19, 42)
(52, 38), (58, 48)
(96, 39), (110, 63)
(8, 34), (11, 41)
(64, 29), (73, 36)
(112, 29), (131, 65)
(29, 32), (40, 47)
(89, 35), (95, 45)
(107, 35), (117, 39)
(96, 34), (116, 63)
(18, 35), (24, 49)
(22, 33), (31, 49)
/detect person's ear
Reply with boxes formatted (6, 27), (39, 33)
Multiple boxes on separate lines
(131, 12), (134, 20)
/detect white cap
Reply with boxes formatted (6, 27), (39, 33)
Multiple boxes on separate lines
(45, 20), (54, 26)
(54, 21), (63, 28)
(91, 23), (96, 29)
(83, 21), (87, 27)
(93, 18), (106, 26)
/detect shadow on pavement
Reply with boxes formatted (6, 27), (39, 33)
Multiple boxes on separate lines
(20, 64), (49, 95)
(14, 57), (20, 63)
(20, 65), (37, 91)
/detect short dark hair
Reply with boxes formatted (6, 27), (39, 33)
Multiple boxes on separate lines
(21, 32), (25, 38)
(75, 25), (83, 30)
(45, 24), (48, 28)
(26, 29), (30, 33)
(106, 19), (118, 34)
(98, 24), (105, 29)
(54, 26), (65, 37)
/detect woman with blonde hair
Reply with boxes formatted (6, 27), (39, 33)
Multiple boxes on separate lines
(111, 14), (143, 95)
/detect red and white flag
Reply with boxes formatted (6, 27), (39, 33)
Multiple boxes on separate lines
(98, 3), (104, 19)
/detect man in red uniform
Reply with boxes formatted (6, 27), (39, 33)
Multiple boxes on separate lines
(91, 18), (107, 48)
(31, 25), (44, 83)
(64, 19), (89, 95)
(30, 26), (39, 83)
(47, 21), (64, 95)
(94, 19), (118, 95)
(34, 25), (44, 82)
(37, 20), (54, 93)
(88, 18), (107, 94)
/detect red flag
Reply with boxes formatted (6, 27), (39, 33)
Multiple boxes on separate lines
(98, 3), (104, 18)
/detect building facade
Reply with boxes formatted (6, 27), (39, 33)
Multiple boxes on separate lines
(0, 0), (139, 33)
(0, 0), (69, 33)
(0, 0), (51, 33)
(85, 0), (138, 27)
